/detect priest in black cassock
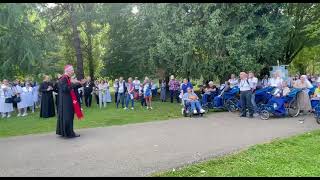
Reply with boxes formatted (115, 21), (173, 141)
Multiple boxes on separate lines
(40, 75), (56, 118)
(56, 65), (84, 138)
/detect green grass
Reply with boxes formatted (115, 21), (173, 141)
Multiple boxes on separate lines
(154, 130), (320, 177)
(0, 98), (183, 138)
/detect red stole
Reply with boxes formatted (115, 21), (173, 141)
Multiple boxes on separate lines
(62, 75), (84, 120)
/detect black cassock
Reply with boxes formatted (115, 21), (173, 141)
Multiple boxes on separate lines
(53, 81), (59, 112)
(40, 81), (56, 118)
(56, 76), (76, 137)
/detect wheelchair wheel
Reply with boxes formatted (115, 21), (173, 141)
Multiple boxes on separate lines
(288, 100), (300, 117)
(202, 105), (209, 113)
(260, 110), (270, 120)
(225, 98), (238, 112)
(316, 115), (320, 124)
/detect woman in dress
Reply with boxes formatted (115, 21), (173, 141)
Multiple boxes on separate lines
(98, 80), (106, 108)
(293, 75), (313, 115)
(160, 79), (166, 102)
(40, 75), (55, 118)
(0, 79), (14, 118)
(143, 77), (153, 110)
(104, 80), (112, 104)
(32, 81), (40, 109)
(21, 81), (35, 115)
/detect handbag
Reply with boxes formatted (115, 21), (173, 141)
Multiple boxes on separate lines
(13, 96), (21, 103)
(5, 97), (13, 103)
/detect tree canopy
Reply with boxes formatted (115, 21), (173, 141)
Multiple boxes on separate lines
(0, 3), (319, 82)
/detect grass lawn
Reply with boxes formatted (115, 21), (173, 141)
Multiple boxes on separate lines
(0, 97), (183, 138)
(154, 130), (320, 177)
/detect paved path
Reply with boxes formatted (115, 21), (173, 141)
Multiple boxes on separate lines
(0, 112), (319, 177)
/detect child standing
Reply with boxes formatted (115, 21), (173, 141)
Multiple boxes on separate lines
(144, 77), (152, 110)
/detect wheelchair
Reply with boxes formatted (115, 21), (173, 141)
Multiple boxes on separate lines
(182, 100), (205, 118)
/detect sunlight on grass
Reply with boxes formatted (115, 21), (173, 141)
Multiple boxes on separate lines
(154, 130), (320, 177)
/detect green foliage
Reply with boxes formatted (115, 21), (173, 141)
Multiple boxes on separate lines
(0, 3), (319, 81)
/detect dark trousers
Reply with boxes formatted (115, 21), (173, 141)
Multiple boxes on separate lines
(170, 90), (180, 103)
(140, 95), (147, 106)
(95, 94), (99, 105)
(84, 94), (92, 107)
(114, 92), (118, 103)
(240, 90), (254, 117)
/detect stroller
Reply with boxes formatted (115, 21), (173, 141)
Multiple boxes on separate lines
(259, 88), (302, 120)
(211, 86), (240, 112)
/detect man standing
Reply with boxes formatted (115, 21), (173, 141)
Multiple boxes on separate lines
(83, 76), (94, 108)
(56, 65), (83, 138)
(239, 72), (254, 118)
(248, 71), (258, 114)
(116, 77), (127, 109)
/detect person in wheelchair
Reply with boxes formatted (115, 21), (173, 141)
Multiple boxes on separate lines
(281, 81), (291, 97)
(201, 81), (218, 105)
(311, 81), (320, 110)
(183, 87), (206, 114)
(213, 81), (231, 107)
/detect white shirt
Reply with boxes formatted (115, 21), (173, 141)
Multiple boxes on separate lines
(133, 80), (140, 90)
(269, 77), (283, 88)
(228, 78), (239, 88)
(118, 81), (125, 93)
(239, 79), (251, 91)
(248, 77), (258, 90)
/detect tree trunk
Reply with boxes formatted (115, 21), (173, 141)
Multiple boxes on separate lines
(86, 21), (95, 80)
(84, 4), (95, 80)
(69, 4), (84, 80)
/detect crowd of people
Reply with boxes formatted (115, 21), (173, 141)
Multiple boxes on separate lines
(200, 72), (320, 117)
(0, 71), (320, 119)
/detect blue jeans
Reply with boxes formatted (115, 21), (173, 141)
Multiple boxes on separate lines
(189, 100), (202, 111)
(202, 93), (211, 105)
(126, 93), (134, 108)
(240, 91), (253, 117)
(116, 92), (125, 108)
(251, 92), (257, 113)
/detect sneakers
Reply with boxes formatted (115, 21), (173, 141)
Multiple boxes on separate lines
(123, 107), (128, 110)
(22, 113), (28, 117)
(193, 110), (197, 114)
(17, 113), (21, 117)
(150, 107), (153, 110)
(131, 107), (134, 110)
(147, 107), (149, 110)
(199, 109), (205, 114)
(181, 108), (185, 115)
(7, 114), (11, 118)
(1, 115), (5, 118)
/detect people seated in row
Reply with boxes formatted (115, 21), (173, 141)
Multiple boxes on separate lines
(183, 87), (205, 114)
